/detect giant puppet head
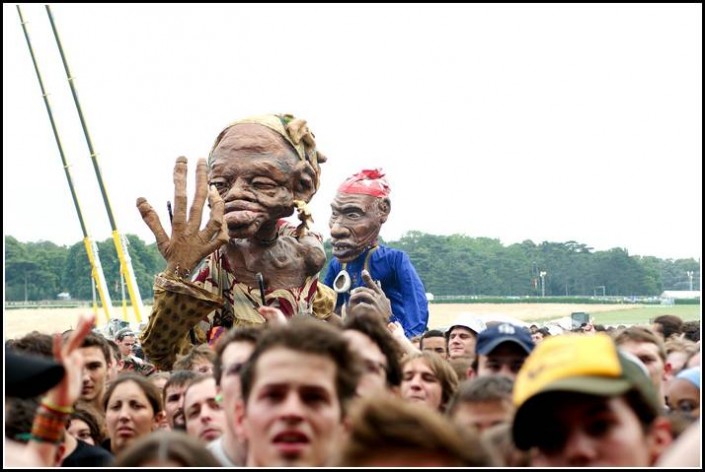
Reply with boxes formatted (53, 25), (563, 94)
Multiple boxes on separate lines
(329, 169), (391, 263)
(208, 114), (326, 240)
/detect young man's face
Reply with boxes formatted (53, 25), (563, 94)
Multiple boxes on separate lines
(421, 336), (447, 359)
(476, 343), (528, 380)
(450, 399), (514, 434)
(343, 330), (388, 398)
(617, 340), (665, 396)
(219, 340), (256, 429)
(117, 335), (136, 357)
(163, 383), (189, 429)
(447, 327), (477, 359)
(530, 393), (663, 467)
(329, 193), (384, 262)
(237, 347), (344, 467)
(79, 346), (108, 403)
(183, 377), (225, 442)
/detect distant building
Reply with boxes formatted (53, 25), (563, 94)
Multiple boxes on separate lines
(57, 292), (71, 300)
(660, 290), (700, 304)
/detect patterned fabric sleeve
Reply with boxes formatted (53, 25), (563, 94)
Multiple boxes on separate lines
(141, 222), (336, 369)
(140, 271), (223, 371)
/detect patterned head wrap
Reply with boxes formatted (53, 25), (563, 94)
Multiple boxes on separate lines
(338, 168), (391, 197)
(208, 113), (327, 192)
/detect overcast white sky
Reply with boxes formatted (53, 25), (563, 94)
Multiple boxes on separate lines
(3, 3), (702, 261)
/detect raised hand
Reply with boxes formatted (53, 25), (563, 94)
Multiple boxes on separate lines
(136, 156), (229, 276)
(347, 269), (393, 323)
(45, 312), (96, 409)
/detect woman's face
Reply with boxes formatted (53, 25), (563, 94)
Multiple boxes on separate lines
(666, 378), (700, 417)
(105, 380), (157, 454)
(67, 418), (95, 445)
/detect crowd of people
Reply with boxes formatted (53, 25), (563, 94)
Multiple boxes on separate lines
(5, 113), (701, 467)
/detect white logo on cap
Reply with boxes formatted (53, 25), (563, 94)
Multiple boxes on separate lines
(498, 323), (516, 335)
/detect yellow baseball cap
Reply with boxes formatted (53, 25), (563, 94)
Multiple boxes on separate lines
(512, 333), (661, 450)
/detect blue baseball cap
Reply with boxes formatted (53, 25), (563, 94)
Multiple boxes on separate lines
(476, 323), (535, 356)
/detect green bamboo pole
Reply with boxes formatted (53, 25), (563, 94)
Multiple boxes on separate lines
(46, 4), (144, 323)
(17, 5), (114, 323)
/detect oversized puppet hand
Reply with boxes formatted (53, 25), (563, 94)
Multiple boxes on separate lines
(347, 269), (393, 324)
(136, 157), (229, 277)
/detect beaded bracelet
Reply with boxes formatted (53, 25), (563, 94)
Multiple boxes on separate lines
(31, 408), (67, 445)
(41, 398), (74, 415)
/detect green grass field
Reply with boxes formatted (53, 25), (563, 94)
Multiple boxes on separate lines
(541, 304), (700, 327)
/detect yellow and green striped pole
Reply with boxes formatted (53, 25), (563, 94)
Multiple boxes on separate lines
(17, 5), (114, 324)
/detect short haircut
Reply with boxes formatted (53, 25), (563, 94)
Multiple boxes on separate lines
(80, 333), (112, 364)
(115, 328), (136, 342)
(173, 344), (216, 372)
(420, 329), (446, 350)
(652, 315), (684, 340)
(681, 320), (700, 343)
(613, 326), (666, 361)
(162, 370), (198, 404)
(446, 376), (514, 416)
(343, 313), (403, 387)
(240, 317), (361, 417)
(213, 326), (263, 387)
(6, 331), (53, 358)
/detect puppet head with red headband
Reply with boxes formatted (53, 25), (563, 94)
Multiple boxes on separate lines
(329, 169), (392, 263)
(337, 168), (391, 198)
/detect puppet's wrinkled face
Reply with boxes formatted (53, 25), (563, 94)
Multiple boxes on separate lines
(209, 124), (314, 239)
(329, 192), (386, 262)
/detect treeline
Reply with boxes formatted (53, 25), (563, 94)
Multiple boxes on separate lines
(5, 235), (161, 303)
(5, 232), (700, 302)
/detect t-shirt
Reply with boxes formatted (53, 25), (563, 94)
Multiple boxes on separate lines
(62, 438), (114, 467)
(207, 437), (240, 467)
